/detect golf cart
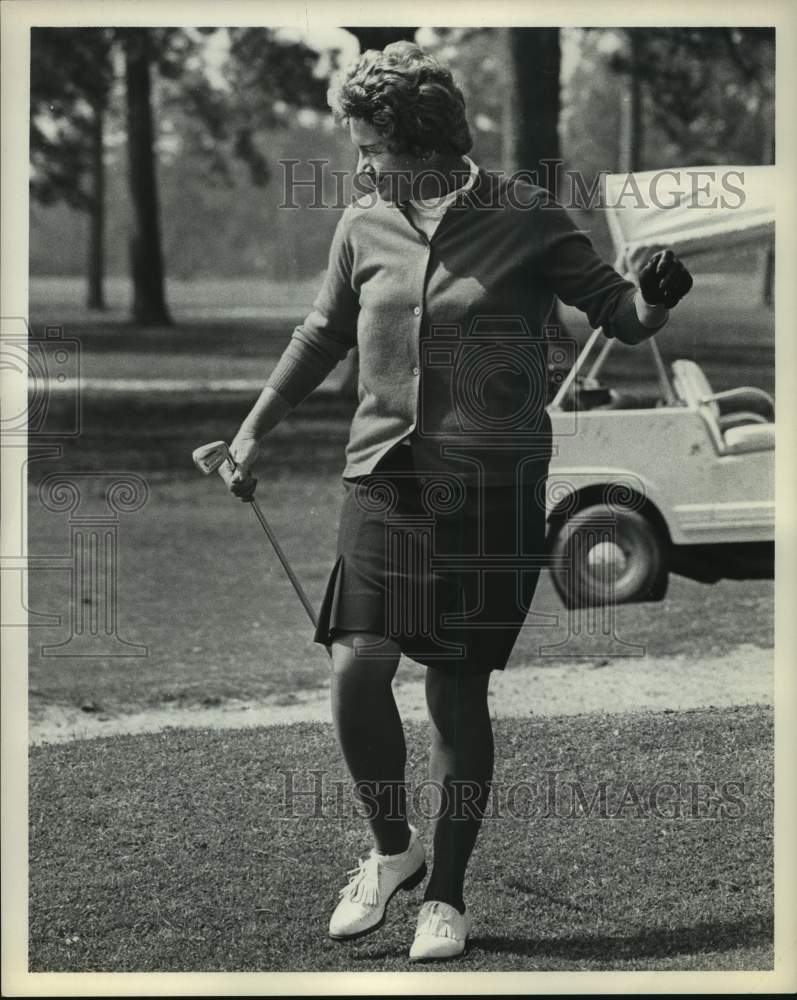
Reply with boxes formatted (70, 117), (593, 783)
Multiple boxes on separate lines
(545, 166), (775, 608)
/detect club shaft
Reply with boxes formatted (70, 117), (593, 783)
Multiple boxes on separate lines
(195, 443), (333, 658)
(247, 497), (332, 659)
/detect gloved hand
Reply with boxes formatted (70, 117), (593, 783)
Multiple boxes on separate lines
(639, 249), (694, 309)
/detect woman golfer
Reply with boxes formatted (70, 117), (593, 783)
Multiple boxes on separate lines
(228, 42), (692, 960)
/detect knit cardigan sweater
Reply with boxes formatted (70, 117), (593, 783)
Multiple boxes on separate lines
(265, 167), (659, 485)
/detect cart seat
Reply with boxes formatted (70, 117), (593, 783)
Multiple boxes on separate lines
(722, 422), (776, 453)
(671, 360), (775, 455)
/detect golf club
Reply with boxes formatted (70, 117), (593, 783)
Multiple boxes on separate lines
(192, 441), (331, 657)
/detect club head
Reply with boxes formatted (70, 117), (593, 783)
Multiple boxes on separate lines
(192, 440), (232, 475)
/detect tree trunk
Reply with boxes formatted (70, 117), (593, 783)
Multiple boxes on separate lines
(86, 98), (105, 310)
(344, 28), (417, 52)
(619, 30), (643, 172)
(506, 28), (562, 197)
(123, 28), (171, 326)
(506, 28), (569, 343)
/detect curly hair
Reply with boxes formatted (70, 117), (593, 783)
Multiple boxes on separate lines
(327, 41), (472, 158)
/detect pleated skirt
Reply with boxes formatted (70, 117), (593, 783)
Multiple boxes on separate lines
(313, 439), (550, 673)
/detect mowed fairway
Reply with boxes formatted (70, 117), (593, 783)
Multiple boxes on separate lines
(29, 709), (773, 972)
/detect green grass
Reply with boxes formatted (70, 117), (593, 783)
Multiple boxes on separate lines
(29, 274), (322, 314)
(29, 706), (774, 972)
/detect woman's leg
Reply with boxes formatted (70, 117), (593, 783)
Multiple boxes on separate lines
(423, 667), (493, 912)
(330, 630), (410, 855)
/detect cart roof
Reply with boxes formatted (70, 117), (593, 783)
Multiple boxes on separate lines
(603, 165), (775, 277)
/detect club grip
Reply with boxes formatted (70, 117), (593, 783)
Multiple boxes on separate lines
(218, 452), (257, 500)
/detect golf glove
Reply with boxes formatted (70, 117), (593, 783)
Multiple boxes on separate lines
(639, 249), (693, 309)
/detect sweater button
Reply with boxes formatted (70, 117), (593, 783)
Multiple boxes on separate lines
(412, 366), (420, 376)
(413, 305), (421, 316)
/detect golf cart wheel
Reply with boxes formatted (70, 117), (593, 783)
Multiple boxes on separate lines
(551, 504), (667, 609)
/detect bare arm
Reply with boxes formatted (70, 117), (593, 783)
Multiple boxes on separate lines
(634, 289), (669, 330)
(237, 385), (293, 442)
(228, 387), (292, 492)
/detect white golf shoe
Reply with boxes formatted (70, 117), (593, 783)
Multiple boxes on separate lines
(328, 826), (426, 941)
(409, 900), (471, 961)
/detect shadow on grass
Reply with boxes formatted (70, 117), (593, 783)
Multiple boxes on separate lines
(324, 914), (773, 968)
(472, 914), (773, 962)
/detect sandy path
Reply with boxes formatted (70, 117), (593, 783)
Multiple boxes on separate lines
(29, 643), (772, 746)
